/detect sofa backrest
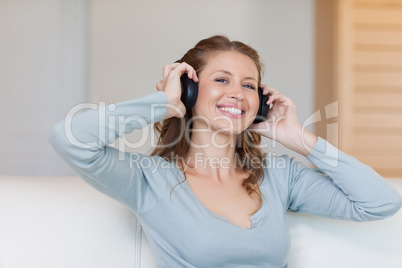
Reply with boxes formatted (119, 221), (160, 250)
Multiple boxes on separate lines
(1, 175), (401, 268)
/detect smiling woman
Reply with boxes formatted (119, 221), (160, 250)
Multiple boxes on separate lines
(194, 51), (260, 130)
(152, 37), (266, 225)
(49, 35), (402, 268)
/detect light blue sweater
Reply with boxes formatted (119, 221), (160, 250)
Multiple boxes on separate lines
(49, 92), (402, 268)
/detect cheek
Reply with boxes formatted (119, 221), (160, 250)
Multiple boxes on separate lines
(193, 85), (221, 112)
(248, 93), (260, 115)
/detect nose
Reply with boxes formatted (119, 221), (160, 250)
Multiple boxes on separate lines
(229, 84), (245, 101)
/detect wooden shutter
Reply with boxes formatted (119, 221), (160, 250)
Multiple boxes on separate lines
(316, 0), (402, 177)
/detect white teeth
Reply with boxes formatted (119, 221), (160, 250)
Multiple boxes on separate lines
(218, 107), (242, 115)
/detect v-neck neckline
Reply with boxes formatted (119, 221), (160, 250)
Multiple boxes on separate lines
(172, 162), (265, 231)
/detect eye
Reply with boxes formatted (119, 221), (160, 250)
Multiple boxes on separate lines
(243, 84), (256, 90)
(215, 78), (228, 84)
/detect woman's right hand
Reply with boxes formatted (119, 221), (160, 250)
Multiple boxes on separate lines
(156, 62), (198, 119)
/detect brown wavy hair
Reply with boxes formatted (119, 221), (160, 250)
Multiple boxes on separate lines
(151, 35), (265, 205)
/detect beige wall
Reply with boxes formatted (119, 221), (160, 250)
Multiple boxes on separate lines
(89, 0), (315, 163)
(0, 0), (315, 176)
(0, 0), (87, 176)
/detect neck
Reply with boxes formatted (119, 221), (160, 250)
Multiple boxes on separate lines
(184, 127), (239, 175)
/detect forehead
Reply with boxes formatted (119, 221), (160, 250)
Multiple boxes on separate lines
(203, 51), (259, 78)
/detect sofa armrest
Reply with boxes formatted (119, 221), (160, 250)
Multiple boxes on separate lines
(286, 179), (402, 268)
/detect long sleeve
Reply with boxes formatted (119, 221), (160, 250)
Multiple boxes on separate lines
(49, 91), (169, 214)
(285, 137), (402, 221)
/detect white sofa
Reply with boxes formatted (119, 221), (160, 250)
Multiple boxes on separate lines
(1, 175), (401, 268)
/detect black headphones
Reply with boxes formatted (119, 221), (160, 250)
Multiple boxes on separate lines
(180, 73), (269, 124)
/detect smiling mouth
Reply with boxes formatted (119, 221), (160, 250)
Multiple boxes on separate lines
(217, 106), (245, 115)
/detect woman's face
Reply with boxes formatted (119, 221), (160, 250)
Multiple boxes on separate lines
(192, 50), (260, 135)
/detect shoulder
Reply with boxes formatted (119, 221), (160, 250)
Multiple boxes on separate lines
(258, 154), (299, 210)
(262, 153), (294, 179)
(121, 153), (185, 213)
(261, 153), (316, 194)
(129, 153), (184, 186)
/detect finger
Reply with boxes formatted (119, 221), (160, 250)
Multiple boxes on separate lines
(266, 93), (286, 105)
(192, 69), (199, 82)
(266, 92), (280, 104)
(179, 62), (197, 80)
(261, 84), (279, 96)
(168, 62), (198, 82)
(267, 87), (280, 96)
(190, 68), (199, 82)
(156, 80), (163, 91)
(163, 63), (181, 79)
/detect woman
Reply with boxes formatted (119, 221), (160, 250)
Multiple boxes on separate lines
(50, 35), (401, 268)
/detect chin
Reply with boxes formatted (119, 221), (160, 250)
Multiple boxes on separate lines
(212, 120), (250, 136)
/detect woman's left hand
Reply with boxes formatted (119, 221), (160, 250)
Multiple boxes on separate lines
(248, 85), (318, 157)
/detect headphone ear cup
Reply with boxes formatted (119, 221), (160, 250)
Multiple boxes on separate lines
(253, 87), (270, 124)
(180, 73), (199, 110)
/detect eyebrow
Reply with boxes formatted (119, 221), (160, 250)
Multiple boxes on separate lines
(214, 70), (257, 82)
